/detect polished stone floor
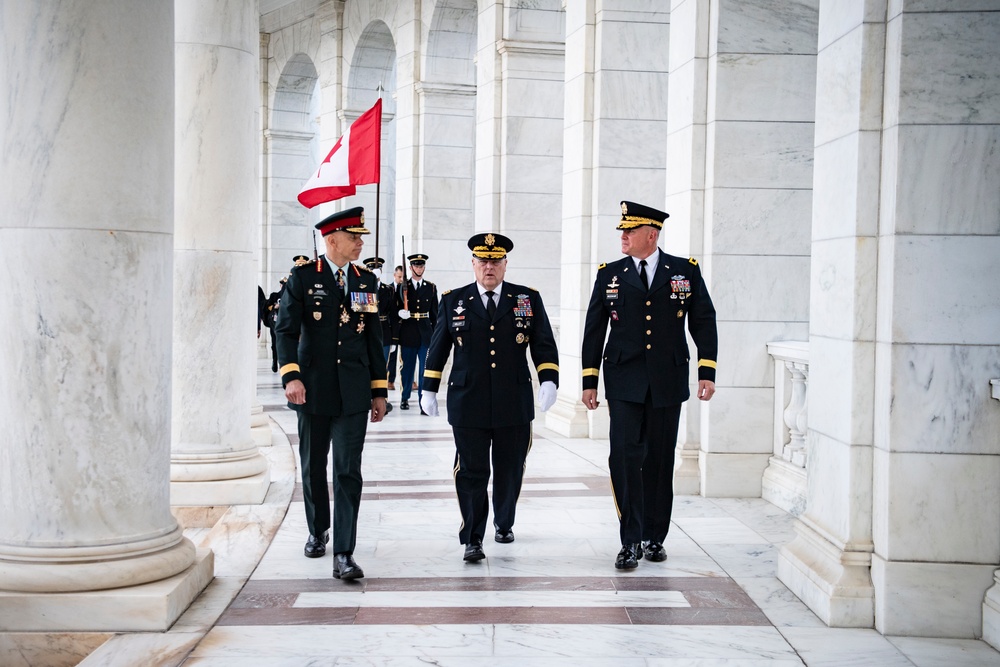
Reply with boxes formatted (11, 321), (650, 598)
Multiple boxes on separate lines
(3, 359), (999, 666)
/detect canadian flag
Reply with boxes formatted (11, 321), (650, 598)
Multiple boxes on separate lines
(297, 98), (382, 208)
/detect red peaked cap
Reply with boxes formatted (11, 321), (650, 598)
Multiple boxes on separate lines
(315, 206), (369, 236)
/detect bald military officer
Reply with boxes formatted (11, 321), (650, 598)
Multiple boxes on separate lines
(581, 201), (718, 570)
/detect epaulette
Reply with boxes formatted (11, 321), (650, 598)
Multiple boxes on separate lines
(598, 262), (607, 270)
(528, 286), (538, 292)
(292, 259), (318, 271)
(356, 263), (373, 274)
(442, 289), (452, 295)
(689, 258), (698, 266)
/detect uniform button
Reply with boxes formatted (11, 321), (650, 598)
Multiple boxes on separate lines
(646, 344), (651, 350)
(491, 362), (496, 368)
(646, 300), (651, 306)
(338, 341), (342, 345)
(490, 325), (495, 331)
(490, 337), (495, 343)
(646, 315), (651, 321)
(490, 350), (496, 356)
(338, 359), (342, 363)
(646, 330), (651, 335)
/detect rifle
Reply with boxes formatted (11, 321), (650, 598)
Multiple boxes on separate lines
(400, 236), (409, 310)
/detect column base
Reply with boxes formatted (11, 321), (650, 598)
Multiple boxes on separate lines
(778, 517), (874, 627)
(171, 469), (270, 506)
(984, 570), (1000, 650)
(871, 555), (997, 638)
(0, 548), (213, 631)
(673, 444), (701, 495)
(543, 396), (591, 437)
(251, 422), (273, 447)
(761, 456), (807, 516)
(699, 451), (769, 497)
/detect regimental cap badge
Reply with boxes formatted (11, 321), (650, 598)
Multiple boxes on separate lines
(469, 232), (513, 260)
(617, 200), (668, 231)
(315, 206), (370, 236)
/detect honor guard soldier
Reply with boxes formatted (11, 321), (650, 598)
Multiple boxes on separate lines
(274, 207), (388, 581)
(581, 201), (718, 570)
(265, 255), (310, 372)
(363, 256), (398, 414)
(396, 252), (438, 412)
(420, 233), (559, 562)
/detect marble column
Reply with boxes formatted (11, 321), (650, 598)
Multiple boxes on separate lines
(475, 2), (565, 296)
(547, 1), (671, 437)
(672, 0), (817, 498)
(171, 0), (269, 506)
(0, 0), (211, 631)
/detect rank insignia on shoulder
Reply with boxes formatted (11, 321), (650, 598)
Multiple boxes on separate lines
(598, 262), (607, 270)
(443, 289), (452, 295)
(689, 257), (698, 265)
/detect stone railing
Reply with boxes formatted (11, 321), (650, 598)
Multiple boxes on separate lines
(984, 379), (1000, 651)
(761, 341), (809, 516)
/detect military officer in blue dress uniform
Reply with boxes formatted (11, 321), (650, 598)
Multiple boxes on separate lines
(581, 201), (718, 570)
(275, 207), (388, 581)
(421, 233), (559, 562)
(363, 256), (398, 414)
(396, 253), (438, 412)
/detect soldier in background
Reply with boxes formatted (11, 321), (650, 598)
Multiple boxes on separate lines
(396, 253), (437, 412)
(363, 256), (398, 414)
(387, 265), (403, 390)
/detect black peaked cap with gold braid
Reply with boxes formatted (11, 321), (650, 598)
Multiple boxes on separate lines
(617, 200), (669, 230)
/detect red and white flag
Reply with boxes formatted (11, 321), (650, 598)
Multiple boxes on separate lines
(297, 98), (382, 208)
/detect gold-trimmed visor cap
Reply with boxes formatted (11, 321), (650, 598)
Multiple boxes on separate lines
(316, 206), (370, 236)
(468, 232), (513, 260)
(617, 200), (669, 230)
(407, 253), (429, 266)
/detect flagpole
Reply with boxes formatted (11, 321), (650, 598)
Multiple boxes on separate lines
(374, 82), (384, 270)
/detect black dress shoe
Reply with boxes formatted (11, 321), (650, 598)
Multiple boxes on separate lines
(304, 530), (330, 558)
(420, 407), (428, 415)
(495, 529), (514, 543)
(385, 401), (394, 414)
(400, 399), (409, 410)
(463, 539), (485, 562)
(643, 541), (667, 562)
(614, 543), (642, 570)
(332, 553), (364, 580)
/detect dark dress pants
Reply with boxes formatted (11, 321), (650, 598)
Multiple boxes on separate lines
(452, 423), (531, 544)
(298, 410), (367, 555)
(400, 343), (428, 401)
(607, 395), (682, 545)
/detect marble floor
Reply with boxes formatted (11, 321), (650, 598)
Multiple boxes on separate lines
(3, 359), (1000, 666)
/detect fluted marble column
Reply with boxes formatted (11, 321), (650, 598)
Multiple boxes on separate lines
(171, 0), (269, 505)
(0, 0), (211, 631)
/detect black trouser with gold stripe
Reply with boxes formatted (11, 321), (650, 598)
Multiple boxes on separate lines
(452, 424), (531, 544)
(297, 410), (367, 555)
(608, 395), (682, 546)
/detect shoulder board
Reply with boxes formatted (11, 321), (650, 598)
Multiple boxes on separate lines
(689, 258), (698, 266)
(528, 286), (538, 292)
(293, 260), (318, 271)
(598, 263), (607, 270)
(442, 289), (452, 295)
(356, 263), (373, 274)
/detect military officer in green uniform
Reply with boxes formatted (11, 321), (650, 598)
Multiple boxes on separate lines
(581, 201), (718, 570)
(421, 233), (559, 562)
(275, 207), (387, 581)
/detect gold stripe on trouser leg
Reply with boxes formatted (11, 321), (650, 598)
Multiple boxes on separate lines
(609, 477), (623, 520)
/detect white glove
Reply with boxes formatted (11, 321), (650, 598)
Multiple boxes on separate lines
(398, 309), (411, 320)
(389, 345), (397, 353)
(420, 392), (439, 417)
(371, 267), (382, 281)
(538, 381), (557, 412)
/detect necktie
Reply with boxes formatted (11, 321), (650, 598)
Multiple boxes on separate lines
(485, 291), (497, 319)
(639, 260), (649, 291)
(336, 269), (346, 295)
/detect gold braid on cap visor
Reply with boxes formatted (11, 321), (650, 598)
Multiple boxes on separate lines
(618, 216), (664, 229)
(473, 246), (507, 259)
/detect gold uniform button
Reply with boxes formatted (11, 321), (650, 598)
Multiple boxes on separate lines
(490, 350), (496, 356)
(491, 362), (496, 368)
(490, 325), (495, 331)
(646, 330), (651, 335)
(646, 344), (651, 350)
(337, 359), (342, 363)
(490, 337), (495, 343)
(646, 315), (652, 321)
(646, 301), (651, 306)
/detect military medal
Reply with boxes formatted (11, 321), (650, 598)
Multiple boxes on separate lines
(677, 310), (684, 318)
(514, 294), (533, 317)
(356, 320), (365, 334)
(516, 333), (525, 344)
(313, 312), (322, 321)
(350, 291), (379, 313)
(339, 307), (350, 324)
(456, 336), (463, 347)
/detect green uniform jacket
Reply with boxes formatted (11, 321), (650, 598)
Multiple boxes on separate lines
(582, 250), (717, 407)
(275, 259), (387, 416)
